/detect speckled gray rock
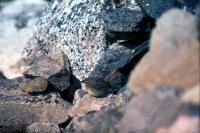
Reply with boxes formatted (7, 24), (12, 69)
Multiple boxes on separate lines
(23, 55), (71, 92)
(135, 0), (176, 18)
(22, 0), (151, 80)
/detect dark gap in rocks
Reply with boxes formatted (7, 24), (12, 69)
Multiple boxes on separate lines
(0, 71), (6, 79)
(106, 31), (150, 45)
(59, 75), (81, 103)
(106, 16), (155, 45)
(181, 104), (200, 117)
(58, 116), (73, 129)
(119, 41), (149, 81)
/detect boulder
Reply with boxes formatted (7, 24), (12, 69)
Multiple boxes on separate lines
(23, 55), (71, 92)
(22, 0), (152, 80)
(128, 9), (200, 94)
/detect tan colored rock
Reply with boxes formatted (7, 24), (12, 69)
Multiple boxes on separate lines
(156, 115), (200, 133)
(181, 84), (200, 105)
(69, 89), (115, 117)
(128, 9), (200, 95)
(19, 77), (48, 93)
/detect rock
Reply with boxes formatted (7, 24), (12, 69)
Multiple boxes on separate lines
(176, 0), (199, 13)
(181, 84), (200, 105)
(128, 9), (200, 95)
(19, 77), (48, 93)
(117, 87), (180, 133)
(0, 77), (72, 131)
(105, 69), (126, 93)
(71, 109), (123, 133)
(156, 115), (200, 133)
(26, 123), (60, 133)
(103, 1), (148, 32)
(135, 0), (176, 18)
(22, 0), (152, 80)
(69, 89), (115, 117)
(0, 0), (47, 78)
(0, 103), (70, 128)
(23, 55), (71, 92)
(81, 77), (113, 97)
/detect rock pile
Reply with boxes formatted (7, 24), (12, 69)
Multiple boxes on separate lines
(0, 0), (199, 133)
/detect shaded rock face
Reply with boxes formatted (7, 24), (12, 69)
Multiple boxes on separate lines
(23, 55), (71, 92)
(117, 87), (181, 133)
(135, 0), (176, 19)
(22, 0), (152, 80)
(128, 9), (200, 94)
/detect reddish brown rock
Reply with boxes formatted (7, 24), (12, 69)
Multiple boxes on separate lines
(23, 55), (71, 92)
(116, 87), (180, 133)
(69, 89), (115, 117)
(128, 9), (200, 95)
(156, 115), (200, 133)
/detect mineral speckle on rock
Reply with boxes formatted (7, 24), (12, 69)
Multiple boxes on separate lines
(22, 0), (153, 80)
(0, 0), (199, 132)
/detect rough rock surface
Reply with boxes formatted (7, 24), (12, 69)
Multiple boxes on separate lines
(71, 109), (123, 133)
(117, 87), (181, 133)
(26, 123), (60, 133)
(19, 77), (48, 93)
(0, 77), (72, 131)
(23, 55), (71, 92)
(69, 89), (115, 117)
(22, 0), (152, 80)
(128, 9), (200, 94)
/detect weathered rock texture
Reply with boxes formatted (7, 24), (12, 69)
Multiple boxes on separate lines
(22, 0), (152, 80)
(23, 55), (71, 92)
(0, 77), (71, 131)
(128, 9), (200, 94)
